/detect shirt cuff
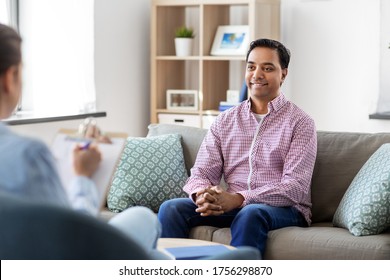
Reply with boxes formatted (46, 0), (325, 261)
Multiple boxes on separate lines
(236, 190), (248, 208)
(67, 176), (99, 216)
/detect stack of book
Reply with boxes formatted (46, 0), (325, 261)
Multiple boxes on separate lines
(219, 101), (240, 111)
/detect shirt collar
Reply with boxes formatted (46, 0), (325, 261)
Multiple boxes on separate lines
(245, 92), (287, 114)
(268, 93), (287, 112)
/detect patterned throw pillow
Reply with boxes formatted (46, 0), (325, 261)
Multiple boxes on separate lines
(107, 134), (188, 213)
(333, 144), (390, 236)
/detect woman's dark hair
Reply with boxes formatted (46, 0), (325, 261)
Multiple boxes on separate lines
(246, 38), (290, 69)
(0, 23), (22, 75)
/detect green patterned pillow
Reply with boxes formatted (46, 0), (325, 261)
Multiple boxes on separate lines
(333, 144), (390, 236)
(107, 134), (188, 213)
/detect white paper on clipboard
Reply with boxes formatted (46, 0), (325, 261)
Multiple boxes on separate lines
(50, 132), (126, 209)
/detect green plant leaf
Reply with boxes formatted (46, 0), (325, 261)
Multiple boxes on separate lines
(175, 26), (194, 38)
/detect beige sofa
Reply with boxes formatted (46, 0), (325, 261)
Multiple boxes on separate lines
(102, 123), (390, 259)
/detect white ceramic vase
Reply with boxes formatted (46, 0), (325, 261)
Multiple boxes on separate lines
(174, 38), (193, 57)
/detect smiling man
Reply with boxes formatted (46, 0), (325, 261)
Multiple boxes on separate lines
(158, 38), (317, 257)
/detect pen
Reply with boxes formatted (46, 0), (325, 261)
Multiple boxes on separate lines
(80, 141), (92, 150)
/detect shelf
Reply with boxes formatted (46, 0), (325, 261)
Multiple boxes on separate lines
(202, 110), (221, 116)
(202, 56), (246, 61)
(156, 56), (246, 61)
(156, 56), (201, 60)
(151, 0), (280, 127)
(156, 109), (201, 115)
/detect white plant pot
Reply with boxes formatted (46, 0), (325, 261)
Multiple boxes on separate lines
(175, 38), (193, 57)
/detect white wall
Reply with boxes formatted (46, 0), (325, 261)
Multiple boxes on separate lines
(93, 0), (150, 136)
(11, 0), (151, 145)
(281, 0), (390, 133)
(11, 0), (390, 145)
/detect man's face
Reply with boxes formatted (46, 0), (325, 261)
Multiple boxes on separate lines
(245, 47), (287, 102)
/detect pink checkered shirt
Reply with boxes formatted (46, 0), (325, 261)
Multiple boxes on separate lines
(184, 94), (317, 224)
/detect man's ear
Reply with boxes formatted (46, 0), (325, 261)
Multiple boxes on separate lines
(281, 68), (288, 81)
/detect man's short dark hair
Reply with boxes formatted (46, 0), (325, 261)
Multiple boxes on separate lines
(246, 38), (290, 69)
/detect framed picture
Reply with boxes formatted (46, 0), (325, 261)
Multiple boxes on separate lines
(167, 89), (198, 111)
(210, 25), (250, 56)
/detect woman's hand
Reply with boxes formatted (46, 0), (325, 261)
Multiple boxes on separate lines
(72, 143), (102, 177)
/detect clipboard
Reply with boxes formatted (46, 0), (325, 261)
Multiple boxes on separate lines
(50, 129), (127, 210)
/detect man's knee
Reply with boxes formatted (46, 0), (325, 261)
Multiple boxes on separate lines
(158, 198), (174, 214)
(158, 198), (194, 220)
(158, 198), (195, 238)
(235, 204), (272, 224)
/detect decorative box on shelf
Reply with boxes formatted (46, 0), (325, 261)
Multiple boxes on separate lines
(158, 113), (201, 128)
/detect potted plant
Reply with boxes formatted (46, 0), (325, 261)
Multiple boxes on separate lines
(174, 26), (195, 57)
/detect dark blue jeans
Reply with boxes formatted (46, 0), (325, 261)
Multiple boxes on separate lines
(158, 198), (307, 256)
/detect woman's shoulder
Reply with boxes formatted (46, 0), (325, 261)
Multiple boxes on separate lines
(4, 131), (51, 159)
(0, 129), (54, 186)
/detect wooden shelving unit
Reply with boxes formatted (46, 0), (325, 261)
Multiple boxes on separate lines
(150, 0), (280, 128)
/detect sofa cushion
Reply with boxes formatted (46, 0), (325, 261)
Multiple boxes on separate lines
(264, 223), (390, 260)
(107, 134), (188, 213)
(311, 131), (390, 223)
(333, 144), (390, 236)
(189, 223), (390, 260)
(147, 124), (208, 175)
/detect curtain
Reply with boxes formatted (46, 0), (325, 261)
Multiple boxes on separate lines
(375, 0), (390, 113)
(19, 0), (96, 115)
(0, 0), (17, 27)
